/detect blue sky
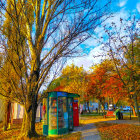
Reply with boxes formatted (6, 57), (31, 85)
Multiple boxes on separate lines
(66, 0), (140, 71)
(117, 0), (140, 12)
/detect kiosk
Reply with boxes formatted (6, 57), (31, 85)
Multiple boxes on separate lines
(42, 91), (80, 136)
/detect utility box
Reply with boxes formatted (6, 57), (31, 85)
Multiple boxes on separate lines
(42, 91), (80, 136)
(73, 102), (79, 127)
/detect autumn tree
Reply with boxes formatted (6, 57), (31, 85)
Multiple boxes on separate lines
(48, 64), (87, 98)
(48, 64), (90, 112)
(102, 16), (140, 122)
(0, 54), (22, 130)
(0, 0), (112, 137)
(87, 59), (115, 115)
(103, 73), (127, 106)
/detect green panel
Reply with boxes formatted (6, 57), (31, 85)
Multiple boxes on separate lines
(68, 93), (80, 98)
(49, 92), (57, 97)
(58, 97), (68, 131)
(58, 128), (68, 135)
(43, 125), (48, 136)
(48, 129), (58, 135)
(68, 98), (73, 131)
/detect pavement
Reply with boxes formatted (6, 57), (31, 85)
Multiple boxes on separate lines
(73, 123), (101, 140)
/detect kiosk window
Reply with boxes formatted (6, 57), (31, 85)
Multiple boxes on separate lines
(58, 97), (68, 128)
(49, 97), (57, 130)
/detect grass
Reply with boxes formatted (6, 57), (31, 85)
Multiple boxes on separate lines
(79, 115), (116, 125)
(123, 116), (138, 121)
(80, 112), (104, 117)
(79, 114), (139, 125)
(95, 122), (140, 140)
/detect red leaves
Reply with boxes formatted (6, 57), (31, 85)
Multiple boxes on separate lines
(86, 61), (127, 101)
(54, 86), (64, 91)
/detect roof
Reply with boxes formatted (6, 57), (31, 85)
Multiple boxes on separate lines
(44, 91), (80, 98)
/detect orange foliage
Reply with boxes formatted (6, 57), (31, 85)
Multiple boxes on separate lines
(86, 60), (127, 102)
(54, 86), (64, 91)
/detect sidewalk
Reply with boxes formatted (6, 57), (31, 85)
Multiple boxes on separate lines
(73, 123), (101, 140)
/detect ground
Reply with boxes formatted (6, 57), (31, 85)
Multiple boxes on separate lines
(0, 122), (81, 140)
(0, 114), (139, 140)
(95, 122), (140, 140)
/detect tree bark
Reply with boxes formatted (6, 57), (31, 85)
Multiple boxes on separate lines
(98, 101), (101, 115)
(101, 103), (105, 117)
(87, 101), (91, 113)
(130, 104), (136, 117)
(20, 100), (38, 138)
(3, 101), (9, 131)
(133, 95), (140, 123)
(20, 61), (40, 138)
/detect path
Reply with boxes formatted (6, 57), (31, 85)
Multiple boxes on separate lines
(73, 123), (101, 140)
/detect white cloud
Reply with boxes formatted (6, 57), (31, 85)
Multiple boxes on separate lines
(66, 45), (105, 71)
(65, 8), (138, 72)
(136, 3), (140, 13)
(118, 0), (127, 7)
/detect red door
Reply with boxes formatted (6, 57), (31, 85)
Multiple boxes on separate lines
(73, 102), (79, 126)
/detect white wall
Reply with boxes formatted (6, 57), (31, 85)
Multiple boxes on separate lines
(12, 103), (41, 119)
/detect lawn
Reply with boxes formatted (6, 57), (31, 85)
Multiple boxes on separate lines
(79, 114), (116, 125)
(80, 111), (103, 116)
(0, 122), (81, 140)
(95, 122), (140, 140)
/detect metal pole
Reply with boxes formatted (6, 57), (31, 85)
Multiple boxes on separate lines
(130, 107), (131, 120)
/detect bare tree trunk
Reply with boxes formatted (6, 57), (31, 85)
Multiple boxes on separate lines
(20, 99), (38, 138)
(3, 101), (9, 131)
(130, 104), (136, 117)
(101, 103), (105, 117)
(87, 101), (91, 113)
(20, 64), (39, 138)
(84, 101), (87, 113)
(31, 95), (38, 134)
(98, 100), (101, 115)
(133, 95), (140, 123)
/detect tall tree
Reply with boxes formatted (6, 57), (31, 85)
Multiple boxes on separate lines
(0, 0), (112, 137)
(102, 16), (140, 122)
